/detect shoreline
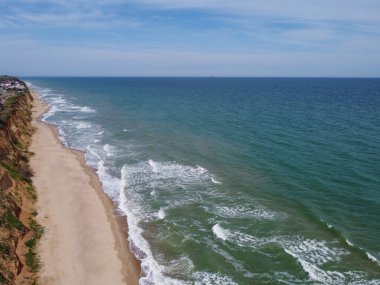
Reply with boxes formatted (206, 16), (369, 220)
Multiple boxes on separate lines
(30, 92), (140, 284)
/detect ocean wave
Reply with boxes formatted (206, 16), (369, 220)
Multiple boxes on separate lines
(212, 224), (230, 241)
(193, 272), (238, 285)
(86, 146), (121, 200)
(366, 252), (380, 265)
(119, 164), (189, 285)
(164, 255), (194, 276)
(157, 207), (166, 220)
(51, 96), (67, 104)
(211, 177), (222, 184)
(280, 237), (380, 284)
(214, 204), (282, 220)
(281, 237), (348, 269)
(209, 223), (380, 284)
(57, 127), (68, 147)
(103, 144), (116, 157)
(124, 159), (215, 193)
(322, 220), (380, 267)
(41, 105), (58, 121)
(79, 106), (96, 113)
(76, 123), (91, 129)
(118, 159), (231, 284)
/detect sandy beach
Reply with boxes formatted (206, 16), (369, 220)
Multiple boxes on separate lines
(29, 93), (140, 285)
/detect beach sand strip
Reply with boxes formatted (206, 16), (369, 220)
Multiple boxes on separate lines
(30, 93), (140, 285)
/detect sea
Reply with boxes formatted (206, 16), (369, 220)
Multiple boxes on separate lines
(25, 77), (380, 285)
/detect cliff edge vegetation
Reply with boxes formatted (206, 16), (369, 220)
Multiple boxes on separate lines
(0, 76), (42, 285)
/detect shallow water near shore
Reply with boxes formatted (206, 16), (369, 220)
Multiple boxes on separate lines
(25, 77), (380, 284)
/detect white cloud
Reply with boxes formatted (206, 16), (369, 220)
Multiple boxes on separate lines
(6, 0), (380, 25)
(1, 38), (379, 77)
(1, 1), (142, 28)
(131, 0), (380, 22)
(1, 0), (379, 76)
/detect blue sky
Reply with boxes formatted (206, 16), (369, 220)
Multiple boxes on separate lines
(0, 0), (380, 76)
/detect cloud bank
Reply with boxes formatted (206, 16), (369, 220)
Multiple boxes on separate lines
(0, 0), (379, 76)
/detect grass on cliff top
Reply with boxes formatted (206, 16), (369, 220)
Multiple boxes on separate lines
(0, 75), (18, 81)
(0, 93), (25, 127)
(4, 96), (19, 108)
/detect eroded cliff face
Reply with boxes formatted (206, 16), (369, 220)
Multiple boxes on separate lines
(0, 80), (42, 285)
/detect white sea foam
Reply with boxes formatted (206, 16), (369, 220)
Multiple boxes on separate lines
(86, 146), (121, 200)
(119, 165), (188, 285)
(103, 144), (116, 156)
(346, 239), (354, 246)
(214, 205), (281, 220)
(125, 159), (214, 195)
(164, 255), (194, 276)
(116, 158), (248, 283)
(149, 159), (158, 172)
(209, 224), (380, 284)
(76, 123), (91, 129)
(51, 97), (66, 105)
(212, 224), (229, 241)
(207, 224), (371, 285)
(157, 208), (166, 220)
(196, 165), (207, 174)
(72, 116), (88, 120)
(283, 248), (339, 283)
(57, 128), (68, 147)
(41, 105), (58, 121)
(279, 237), (365, 284)
(281, 237), (348, 266)
(211, 177), (222, 184)
(79, 106), (96, 113)
(366, 252), (380, 265)
(193, 271), (238, 285)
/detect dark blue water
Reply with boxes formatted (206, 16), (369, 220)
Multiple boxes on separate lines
(26, 77), (380, 284)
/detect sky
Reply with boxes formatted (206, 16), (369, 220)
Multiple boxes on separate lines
(0, 0), (380, 77)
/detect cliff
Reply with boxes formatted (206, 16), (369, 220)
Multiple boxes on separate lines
(0, 77), (42, 285)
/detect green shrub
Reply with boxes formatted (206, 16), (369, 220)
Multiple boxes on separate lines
(4, 212), (24, 230)
(25, 250), (40, 272)
(29, 219), (44, 238)
(25, 219), (44, 273)
(25, 187), (37, 200)
(25, 237), (37, 248)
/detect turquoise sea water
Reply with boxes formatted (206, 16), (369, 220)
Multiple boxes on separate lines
(26, 78), (380, 284)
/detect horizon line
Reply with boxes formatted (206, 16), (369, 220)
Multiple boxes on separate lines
(18, 75), (380, 79)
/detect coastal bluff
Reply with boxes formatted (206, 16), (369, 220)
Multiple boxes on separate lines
(0, 76), (41, 284)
